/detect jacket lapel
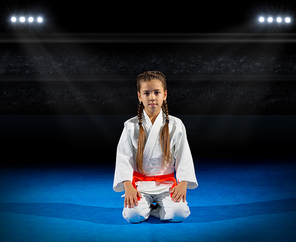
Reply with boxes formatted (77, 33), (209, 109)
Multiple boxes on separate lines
(142, 109), (164, 162)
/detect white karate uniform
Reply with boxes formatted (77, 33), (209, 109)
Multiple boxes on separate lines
(113, 109), (198, 223)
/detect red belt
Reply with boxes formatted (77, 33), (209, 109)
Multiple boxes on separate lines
(132, 171), (177, 200)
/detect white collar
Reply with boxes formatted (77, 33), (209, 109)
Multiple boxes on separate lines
(142, 108), (164, 129)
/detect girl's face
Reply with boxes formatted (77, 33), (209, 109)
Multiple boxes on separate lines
(137, 79), (167, 118)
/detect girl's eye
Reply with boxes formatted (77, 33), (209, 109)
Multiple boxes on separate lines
(144, 92), (149, 95)
(155, 92), (160, 95)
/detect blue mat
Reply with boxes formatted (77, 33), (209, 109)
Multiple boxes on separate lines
(1, 157), (296, 241)
(1, 198), (296, 225)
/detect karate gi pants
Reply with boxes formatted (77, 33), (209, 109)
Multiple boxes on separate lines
(122, 191), (190, 223)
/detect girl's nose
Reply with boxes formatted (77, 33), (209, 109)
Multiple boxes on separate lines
(150, 93), (155, 100)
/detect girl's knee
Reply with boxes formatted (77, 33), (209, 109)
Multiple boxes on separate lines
(122, 204), (150, 223)
(171, 202), (190, 222)
(160, 201), (190, 222)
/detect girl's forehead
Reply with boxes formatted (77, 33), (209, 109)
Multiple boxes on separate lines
(139, 79), (164, 90)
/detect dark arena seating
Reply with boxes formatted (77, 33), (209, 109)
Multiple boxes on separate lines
(1, 42), (296, 76)
(0, 41), (296, 116)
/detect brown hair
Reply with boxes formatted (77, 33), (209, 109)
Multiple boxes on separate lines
(136, 71), (172, 174)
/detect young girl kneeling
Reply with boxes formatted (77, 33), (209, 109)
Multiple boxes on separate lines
(113, 71), (198, 223)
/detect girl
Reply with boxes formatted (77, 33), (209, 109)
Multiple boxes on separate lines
(113, 71), (198, 223)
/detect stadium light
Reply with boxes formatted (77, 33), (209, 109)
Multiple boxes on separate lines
(267, 17), (273, 23)
(257, 15), (291, 24)
(20, 16), (26, 23)
(11, 16), (17, 23)
(10, 15), (44, 24)
(285, 17), (291, 23)
(259, 17), (265, 23)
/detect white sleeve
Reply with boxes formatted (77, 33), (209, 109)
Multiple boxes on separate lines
(173, 121), (198, 189)
(113, 123), (135, 192)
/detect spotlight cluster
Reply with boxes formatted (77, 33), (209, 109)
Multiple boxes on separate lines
(10, 16), (43, 23)
(258, 16), (291, 24)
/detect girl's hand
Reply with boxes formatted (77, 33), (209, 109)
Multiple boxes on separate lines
(123, 181), (142, 208)
(170, 181), (188, 203)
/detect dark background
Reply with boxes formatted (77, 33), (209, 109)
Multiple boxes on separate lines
(0, 0), (296, 165)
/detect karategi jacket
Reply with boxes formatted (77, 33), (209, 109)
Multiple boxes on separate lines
(113, 109), (198, 194)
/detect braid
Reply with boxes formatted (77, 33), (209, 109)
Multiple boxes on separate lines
(162, 100), (169, 123)
(154, 71), (166, 82)
(160, 100), (172, 168)
(136, 102), (146, 174)
(137, 102), (144, 125)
